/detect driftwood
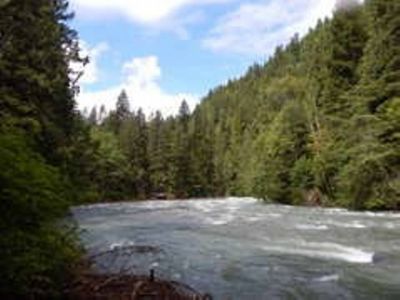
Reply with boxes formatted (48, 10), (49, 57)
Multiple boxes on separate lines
(66, 272), (211, 300)
(65, 245), (212, 300)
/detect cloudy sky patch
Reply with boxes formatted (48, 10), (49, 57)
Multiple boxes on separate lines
(70, 0), (345, 115)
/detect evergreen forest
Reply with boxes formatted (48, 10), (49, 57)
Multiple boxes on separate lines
(0, 0), (399, 298)
(86, 0), (400, 210)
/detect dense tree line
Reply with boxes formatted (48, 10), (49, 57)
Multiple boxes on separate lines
(194, 0), (400, 210)
(87, 0), (399, 210)
(86, 96), (209, 200)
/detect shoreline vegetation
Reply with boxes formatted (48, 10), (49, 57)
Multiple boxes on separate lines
(0, 0), (399, 299)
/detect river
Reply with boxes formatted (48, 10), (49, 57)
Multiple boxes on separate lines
(72, 197), (400, 299)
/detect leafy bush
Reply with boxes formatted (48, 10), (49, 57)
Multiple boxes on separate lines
(0, 132), (81, 298)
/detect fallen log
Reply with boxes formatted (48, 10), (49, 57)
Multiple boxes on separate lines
(65, 246), (212, 300)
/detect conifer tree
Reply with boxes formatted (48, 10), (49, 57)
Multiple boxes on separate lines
(88, 106), (98, 125)
(116, 89), (131, 119)
(0, 0), (86, 297)
(0, 0), (83, 162)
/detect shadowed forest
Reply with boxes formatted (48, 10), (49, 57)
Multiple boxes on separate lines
(0, 0), (399, 298)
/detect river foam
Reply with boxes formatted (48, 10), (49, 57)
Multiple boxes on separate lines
(109, 240), (135, 250)
(73, 198), (400, 299)
(295, 224), (329, 231)
(327, 220), (367, 229)
(261, 242), (374, 264)
(314, 274), (340, 282)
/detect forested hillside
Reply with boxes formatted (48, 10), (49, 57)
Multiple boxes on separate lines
(88, 0), (400, 210)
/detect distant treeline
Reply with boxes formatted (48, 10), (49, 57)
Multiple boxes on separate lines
(86, 0), (399, 210)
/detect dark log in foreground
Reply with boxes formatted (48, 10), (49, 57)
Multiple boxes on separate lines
(65, 246), (212, 300)
(66, 272), (211, 300)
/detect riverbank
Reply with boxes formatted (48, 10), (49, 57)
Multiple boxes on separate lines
(67, 264), (210, 299)
(65, 244), (211, 299)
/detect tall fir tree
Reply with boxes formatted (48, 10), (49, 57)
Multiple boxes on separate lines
(0, 0), (83, 163)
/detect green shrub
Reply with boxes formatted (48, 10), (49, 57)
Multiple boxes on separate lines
(0, 132), (81, 298)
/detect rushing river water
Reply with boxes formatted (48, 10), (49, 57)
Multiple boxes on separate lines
(72, 198), (400, 299)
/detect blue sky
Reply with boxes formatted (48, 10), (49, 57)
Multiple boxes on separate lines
(70, 0), (340, 116)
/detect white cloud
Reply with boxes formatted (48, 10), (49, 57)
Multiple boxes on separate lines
(203, 0), (337, 56)
(142, 9), (206, 40)
(76, 56), (199, 117)
(70, 0), (232, 39)
(71, 41), (109, 85)
(123, 56), (161, 87)
(71, 0), (231, 24)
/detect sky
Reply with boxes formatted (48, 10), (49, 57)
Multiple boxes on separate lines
(70, 0), (340, 116)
